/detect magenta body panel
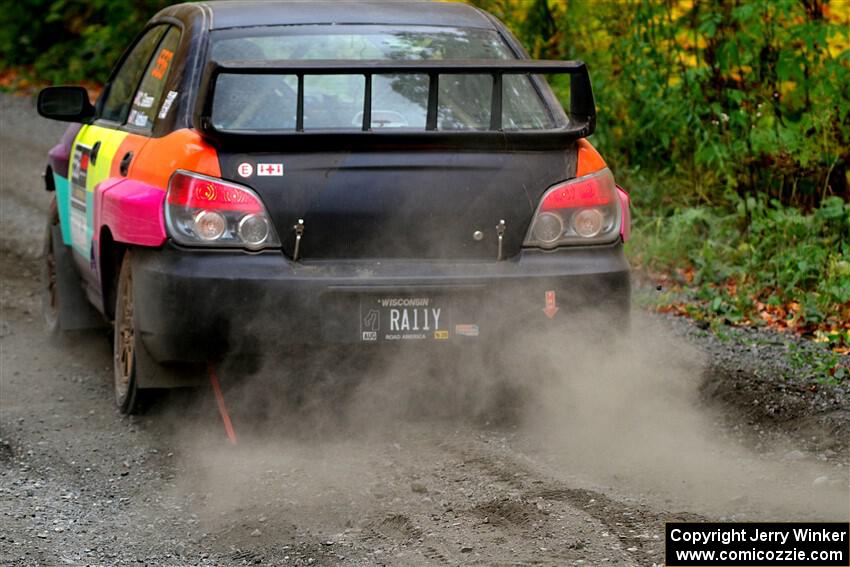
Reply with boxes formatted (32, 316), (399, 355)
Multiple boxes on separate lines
(96, 179), (167, 248)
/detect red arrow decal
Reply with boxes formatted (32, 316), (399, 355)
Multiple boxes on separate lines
(543, 290), (559, 318)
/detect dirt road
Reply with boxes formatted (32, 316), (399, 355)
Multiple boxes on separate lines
(1, 93), (848, 566)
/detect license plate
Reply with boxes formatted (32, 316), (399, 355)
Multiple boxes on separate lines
(359, 295), (472, 342)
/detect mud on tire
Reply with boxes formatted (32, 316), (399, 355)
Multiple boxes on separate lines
(113, 251), (156, 414)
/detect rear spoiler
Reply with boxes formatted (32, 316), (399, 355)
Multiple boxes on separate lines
(195, 59), (595, 151)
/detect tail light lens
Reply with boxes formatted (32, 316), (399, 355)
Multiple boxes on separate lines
(523, 168), (621, 249)
(165, 170), (280, 250)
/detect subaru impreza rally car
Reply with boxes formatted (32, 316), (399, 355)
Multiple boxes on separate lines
(38, 0), (631, 414)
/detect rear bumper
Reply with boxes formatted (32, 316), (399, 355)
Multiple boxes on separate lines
(132, 243), (630, 363)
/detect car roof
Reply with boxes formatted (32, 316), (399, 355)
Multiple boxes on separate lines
(191, 0), (496, 31)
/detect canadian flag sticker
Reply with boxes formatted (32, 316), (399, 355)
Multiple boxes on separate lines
(257, 163), (284, 176)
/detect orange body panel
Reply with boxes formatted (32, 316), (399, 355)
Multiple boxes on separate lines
(576, 138), (607, 177)
(110, 134), (149, 179)
(129, 129), (221, 189)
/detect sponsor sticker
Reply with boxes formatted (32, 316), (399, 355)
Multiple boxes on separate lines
(69, 145), (91, 252)
(434, 330), (449, 340)
(128, 110), (148, 128)
(237, 162), (254, 178)
(455, 324), (479, 337)
(257, 163), (284, 176)
(362, 309), (380, 331)
(151, 48), (173, 80)
(134, 91), (154, 108)
(158, 90), (178, 119)
(543, 289), (559, 318)
(360, 308), (379, 341)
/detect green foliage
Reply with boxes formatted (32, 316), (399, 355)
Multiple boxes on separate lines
(470, 0), (850, 209)
(0, 0), (170, 84)
(631, 192), (850, 341)
(787, 342), (847, 385)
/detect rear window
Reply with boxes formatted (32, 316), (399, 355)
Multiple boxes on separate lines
(208, 26), (559, 132)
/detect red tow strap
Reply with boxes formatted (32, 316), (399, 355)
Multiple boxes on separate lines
(208, 364), (238, 445)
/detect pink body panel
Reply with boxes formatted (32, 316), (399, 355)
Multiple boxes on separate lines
(617, 185), (631, 243)
(95, 179), (167, 247)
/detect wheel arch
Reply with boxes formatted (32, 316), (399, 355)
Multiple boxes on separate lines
(99, 226), (128, 322)
(94, 177), (169, 319)
(44, 165), (56, 192)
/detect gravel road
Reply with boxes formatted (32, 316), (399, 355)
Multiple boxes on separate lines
(1, 93), (848, 566)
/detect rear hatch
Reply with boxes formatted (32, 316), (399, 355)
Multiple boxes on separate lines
(217, 148), (576, 260)
(202, 26), (597, 260)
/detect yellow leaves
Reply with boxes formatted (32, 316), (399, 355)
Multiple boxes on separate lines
(676, 50), (698, 68)
(824, 1), (850, 58)
(825, 1), (850, 25)
(546, 0), (566, 16)
(675, 30), (707, 51)
(729, 65), (753, 82)
(814, 331), (831, 343)
(670, 0), (695, 20)
(826, 32), (850, 59)
(780, 80), (798, 97)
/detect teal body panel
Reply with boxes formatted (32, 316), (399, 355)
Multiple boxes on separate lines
(52, 172), (72, 245)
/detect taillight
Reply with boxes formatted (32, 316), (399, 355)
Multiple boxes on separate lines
(165, 170), (280, 250)
(523, 168), (621, 249)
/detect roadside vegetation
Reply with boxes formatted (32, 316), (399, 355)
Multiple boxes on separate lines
(1, 0), (847, 375)
(469, 0), (850, 368)
(0, 0), (169, 87)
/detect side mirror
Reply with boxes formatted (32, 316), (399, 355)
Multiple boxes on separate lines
(37, 86), (96, 123)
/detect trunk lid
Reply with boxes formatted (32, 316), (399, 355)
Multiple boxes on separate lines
(218, 148), (576, 260)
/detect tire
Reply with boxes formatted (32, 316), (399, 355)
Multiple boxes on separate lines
(42, 198), (62, 338)
(113, 251), (149, 414)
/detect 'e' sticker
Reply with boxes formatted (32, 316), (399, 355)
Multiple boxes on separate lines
(237, 162), (253, 178)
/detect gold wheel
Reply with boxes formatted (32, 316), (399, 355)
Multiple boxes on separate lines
(113, 253), (135, 410)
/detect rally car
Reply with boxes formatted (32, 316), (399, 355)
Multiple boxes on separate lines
(38, 0), (631, 414)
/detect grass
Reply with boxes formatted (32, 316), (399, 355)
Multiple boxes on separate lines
(626, 177), (850, 367)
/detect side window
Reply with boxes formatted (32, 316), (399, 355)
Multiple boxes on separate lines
(128, 27), (181, 130)
(100, 26), (167, 124)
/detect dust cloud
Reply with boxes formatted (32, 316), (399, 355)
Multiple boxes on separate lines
(507, 311), (849, 520)
(158, 306), (848, 545)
